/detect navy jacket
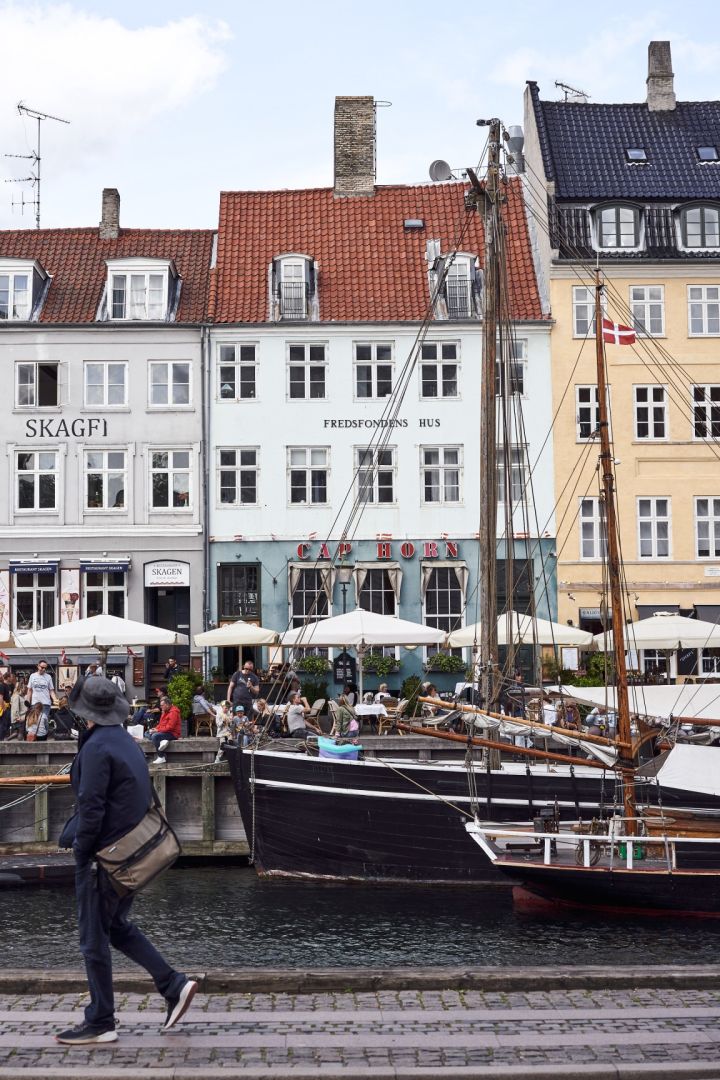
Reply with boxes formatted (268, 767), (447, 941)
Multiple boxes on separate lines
(70, 724), (152, 862)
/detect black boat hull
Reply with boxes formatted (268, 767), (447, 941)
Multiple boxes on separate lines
(226, 745), (720, 884)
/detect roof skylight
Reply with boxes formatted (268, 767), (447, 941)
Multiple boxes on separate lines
(696, 145), (719, 162)
(625, 147), (648, 164)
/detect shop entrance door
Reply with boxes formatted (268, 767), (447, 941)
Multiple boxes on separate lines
(146, 586), (190, 668)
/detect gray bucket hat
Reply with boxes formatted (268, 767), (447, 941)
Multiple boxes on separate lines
(69, 676), (128, 726)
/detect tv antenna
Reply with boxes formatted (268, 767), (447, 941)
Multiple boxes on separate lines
(4, 102), (70, 228)
(554, 80), (589, 103)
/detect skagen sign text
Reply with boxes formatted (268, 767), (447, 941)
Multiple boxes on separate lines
(25, 418), (108, 438)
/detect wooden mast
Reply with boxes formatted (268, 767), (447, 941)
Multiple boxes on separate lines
(594, 271), (636, 828)
(478, 118), (502, 710)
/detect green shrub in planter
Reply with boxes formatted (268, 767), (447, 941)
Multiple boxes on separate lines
(361, 653), (398, 679)
(400, 674), (423, 718)
(426, 652), (466, 673)
(296, 655), (331, 677)
(167, 669), (204, 719)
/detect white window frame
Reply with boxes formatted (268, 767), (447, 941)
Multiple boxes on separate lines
(217, 344), (257, 402)
(83, 361), (128, 408)
(445, 255), (473, 319)
(423, 566), (465, 658)
(692, 385), (720, 440)
(595, 204), (642, 251)
(217, 447), (259, 507)
(0, 269), (31, 320)
(15, 450), (59, 513)
(148, 361), (192, 408)
(278, 257), (308, 320)
(573, 286), (596, 337)
(688, 286), (720, 336)
(109, 268), (169, 321)
(355, 446), (396, 505)
(419, 342), (459, 399)
(637, 497), (671, 559)
(83, 449), (128, 511)
(421, 445), (462, 505)
(497, 446), (527, 505)
(496, 339), (527, 398)
(13, 571), (56, 631)
(149, 448), (192, 511)
(288, 446), (329, 506)
(680, 205), (720, 250)
(84, 571), (127, 619)
(354, 343), (394, 400)
(287, 343), (327, 400)
(630, 285), (665, 337)
(695, 497), (720, 559)
(576, 385), (600, 442)
(289, 566), (331, 658)
(15, 361), (60, 408)
(579, 497), (606, 561)
(634, 385), (668, 440)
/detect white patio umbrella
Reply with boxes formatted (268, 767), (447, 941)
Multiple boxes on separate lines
(14, 613), (188, 667)
(194, 621), (278, 647)
(279, 607), (445, 695)
(594, 611), (720, 684)
(447, 611), (594, 648)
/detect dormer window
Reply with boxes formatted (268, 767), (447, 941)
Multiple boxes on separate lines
(696, 146), (719, 163)
(105, 258), (177, 321)
(596, 205), (642, 250)
(680, 205), (720, 249)
(0, 259), (47, 321)
(271, 254), (317, 321)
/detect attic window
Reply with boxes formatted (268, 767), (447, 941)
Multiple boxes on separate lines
(625, 148), (647, 164)
(106, 258), (176, 321)
(696, 146), (719, 163)
(0, 259), (47, 321)
(272, 254), (316, 321)
(404, 219), (424, 230)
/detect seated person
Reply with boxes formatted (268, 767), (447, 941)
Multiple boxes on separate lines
(136, 688), (164, 729)
(341, 682), (358, 708)
(285, 691), (322, 740)
(149, 696), (182, 764)
(553, 701), (579, 730)
(254, 698), (283, 737)
(192, 686), (215, 732)
(420, 682), (440, 717)
(331, 694), (359, 738)
(374, 683), (392, 703)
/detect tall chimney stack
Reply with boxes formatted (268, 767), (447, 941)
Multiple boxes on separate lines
(99, 187), (120, 239)
(646, 41), (676, 112)
(334, 96), (376, 198)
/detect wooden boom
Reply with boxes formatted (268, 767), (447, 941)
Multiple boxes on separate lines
(0, 775), (71, 785)
(397, 722), (609, 768)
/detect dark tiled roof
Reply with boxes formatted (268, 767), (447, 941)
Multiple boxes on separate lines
(0, 228), (214, 323)
(210, 180), (544, 323)
(553, 203), (720, 261)
(529, 82), (720, 200)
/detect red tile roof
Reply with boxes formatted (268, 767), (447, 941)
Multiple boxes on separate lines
(210, 179), (543, 323)
(0, 228), (214, 323)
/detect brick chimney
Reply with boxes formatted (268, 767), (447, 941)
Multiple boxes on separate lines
(99, 187), (120, 239)
(334, 96), (376, 197)
(646, 41), (676, 112)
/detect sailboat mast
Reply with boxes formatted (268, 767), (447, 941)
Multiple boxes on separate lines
(478, 119), (502, 709)
(593, 271), (635, 825)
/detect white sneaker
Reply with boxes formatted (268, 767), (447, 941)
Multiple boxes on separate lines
(158, 739), (170, 752)
(152, 755), (167, 765)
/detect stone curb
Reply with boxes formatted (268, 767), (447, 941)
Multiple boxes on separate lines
(1, 965), (720, 994)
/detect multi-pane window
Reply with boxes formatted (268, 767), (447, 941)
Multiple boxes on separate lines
(597, 205), (640, 248)
(288, 344), (326, 399)
(579, 497), (606, 560)
(634, 385), (667, 439)
(497, 446), (526, 504)
(219, 564), (260, 621)
(291, 567), (330, 653)
(681, 206), (720, 248)
(14, 571), (55, 630)
(16, 362), (58, 407)
(573, 286), (595, 337)
(151, 450), (191, 509)
(84, 362), (127, 407)
(641, 649), (669, 678)
(495, 338), (526, 396)
(701, 649), (720, 674)
(356, 447), (395, 503)
(85, 451), (126, 510)
(420, 343), (459, 398)
(424, 567), (463, 657)
(576, 385), (601, 441)
(421, 446), (461, 504)
(289, 447), (328, 505)
(85, 572), (126, 618)
(218, 344), (256, 400)
(355, 344), (393, 399)
(630, 286), (664, 336)
(638, 497), (671, 558)
(149, 362), (191, 406)
(695, 498), (720, 558)
(218, 449), (258, 505)
(359, 568), (396, 616)
(279, 259), (307, 319)
(16, 451), (58, 511)
(0, 272), (30, 320)
(111, 272), (166, 320)
(692, 385), (720, 439)
(688, 286), (720, 336)
(446, 257), (472, 318)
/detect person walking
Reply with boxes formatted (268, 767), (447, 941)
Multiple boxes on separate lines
(27, 660), (57, 741)
(56, 677), (196, 1045)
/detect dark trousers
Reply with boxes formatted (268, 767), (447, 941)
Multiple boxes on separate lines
(0, 709), (10, 740)
(149, 731), (177, 752)
(76, 862), (186, 1026)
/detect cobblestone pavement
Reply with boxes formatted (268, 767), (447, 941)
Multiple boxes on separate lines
(1, 985), (720, 1078)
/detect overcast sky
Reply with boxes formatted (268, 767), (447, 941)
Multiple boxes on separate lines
(1, 0), (719, 231)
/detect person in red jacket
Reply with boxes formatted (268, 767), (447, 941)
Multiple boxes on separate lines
(149, 696), (181, 764)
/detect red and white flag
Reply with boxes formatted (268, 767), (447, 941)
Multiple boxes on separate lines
(602, 317), (636, 345)
(0, 651), (8, 662)
(127, 646), (137, 657)
(60, 648), (68, 665)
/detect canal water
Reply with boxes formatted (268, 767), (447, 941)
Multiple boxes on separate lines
(2, 867), (720, 969)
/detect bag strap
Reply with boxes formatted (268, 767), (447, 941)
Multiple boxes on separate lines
(150, 781), (162, 812)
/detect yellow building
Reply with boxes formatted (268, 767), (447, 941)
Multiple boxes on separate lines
(524, 42), (720, 678)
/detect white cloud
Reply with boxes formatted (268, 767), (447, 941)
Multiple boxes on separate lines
(0, 3), (231, 225)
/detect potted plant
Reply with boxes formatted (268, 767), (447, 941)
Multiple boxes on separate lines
(361, 653), (399, 679)
(424, 652), (467, 674)
(296, 655), (330, 706)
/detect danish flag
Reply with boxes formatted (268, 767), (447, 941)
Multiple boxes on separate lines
(602, 318), (636, 345)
